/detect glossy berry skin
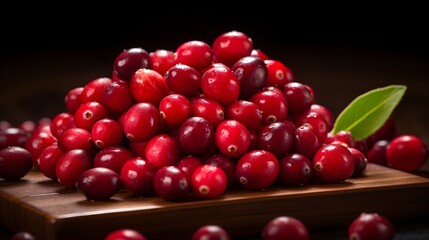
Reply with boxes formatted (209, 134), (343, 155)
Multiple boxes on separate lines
(0, 127), (29, 149)
(326, 130), (356, 148)
(64, 87), (84, 114)
(250, 87), (288, 125)
(283, 82), (315, 117)
(212, 30), (253, 68)
(235, 150), (279, 191)
(0, 146), (33, 181)
(215, 120), (250, 158)
(175, 40), (213, 71)
(76, 167), (122, 201)
(80, 77), (112, 104)
(93, 146), (134, 174)
(74, 101), (110, 131)
(105, 228), (147, 240)
(262, 216), (310, 240)
(348, 212), (395, 240)
(225, 100), (262, 130)
(192, 225), (230, 240)
(164, 63), (202, 98)
(153, 165), (190, 201)
(50, 112), (76, 139)
(130, 68), (170, 105)
(113, 47), (152, 82)
(37, 143), (63, 180)
(348, 147), (368, 177)
(25, 125), (57, 165)
(159, 93), (192, 127)
(264, 59), (295, 88)
(205, 154), (236, 188)
(144, 134), (181, 170)
(307, 104), (335, 131)
(201, 65), (240, 106)
(191, 97), (225, 127)
(122, 102), (160, 143)
(293, 124), (321, 160)
(231, 56), (268, 99)
(176, 116), (214, 156)
(150, 49), (176, 76)
(120, 157), (156, 196)
(91, 118), (123, 148)
(313, 144), (355, 183)
(278, 153), (313, 186)
(191, 165), (227, 199)
(56, 149), (93, 188)
(295, 111), (328, 143)
(102, 80), (135, 115)
(366, 140), (389, 166)
(58, 127), (93, 152)
(257, 121), (294, 159)
(385, 135), (428, 172)
(176, 156), (203, 183)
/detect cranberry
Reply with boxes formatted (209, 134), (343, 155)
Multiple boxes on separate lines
(251, 49), (269, 60)
(91, 118), (123, 148)
(348, 147), (368, 177)
(257, 121), (294, 159)
(74, 101), (110, 131)
(295, 111), (328, 143)
(128, 141), (147, 158)
(152, 165), (190, 201)
(159, 93), (192, 127)
(58, 127), (93, 152)
(25, 125), (57, 165)
(56, 149), (93, 188)
(176, 155), (203, 183)
(105, 228), (147, 240)
(386, 134), (428, 172)
(164, 63), (202, 98)
(191, 164), (227, 199)
(176, 116), (214, 156)
(192, 225), (230, 240)
(145, 134), (181, 169)
(102, 80), (135, 115)
(232, 56), (268, 99)
(205, 154), (236, 188)
(201, 65), (240, 106)
(64, 87), (84, 114)
(236, 150), (279, 191)
(150, 49), (175, 76)
(366, 140), (389, 166)
(120, 157), (156, 196)
(76, 167), (122, 201)
(326, 130), (356, 148)
(215, 120), (250, 158)
(212, 30), (253, 68)
(250, 87), (288, 125)
(225, 100), (262, 130)
(262, 216), (310, 240)
(130, 68), (170, 105)
(307, 103), (334, 131)
(264, 59), (295, 88)
(292, 124), (321, 160)
(278, 153), (313, 186)
(10, 231), (36, 240)
(348, 212), (395, 240)
(93, 146), (134, 174)
(191, 97), (225, 127)
(50, 112), (76, 139)
(19, 120), (36, 134)
(175, 40), (213, 72)
(122, 102), (160, 143)
(37, 143), (63, 180)
(283, 82), (315, 117)
(0, 127), (29, 149)
(80, 77), (112, 104)
(0, 146), (33, 181)
(113, 47), (152, 82)
(313, 144), (355, 183)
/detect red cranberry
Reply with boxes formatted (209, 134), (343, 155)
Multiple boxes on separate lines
(113, 47), (152, 82)
(262, 216), (310, 240)
(91, 118), (123, 149)
(348, 212), (395, 240)
(64, 87), (84, 114)
(25, 125), (57, 165)
(150, 49), (175, 76)
(201, 65), (240, 106)
(264, 59), (295, 88)
(225, 100), (262, 130)
(386, 134), (428, 172)
(159, 93), (192, 127)
(56, 149), (93, 188)
(191, 97), (225, 127)
(176, 116), (214, 156)
(102, 80), (135, 115)
(295, 111), (328, 143)
(76, 167), (122, 201)
(105, 228), (147, 240)
(145, 134), (181, 169)
(250, 87), (288, 125)
(192, 225), (230, 240)
(80, 77), (112, 104)
(257, 121), (294, 159)
(292, 124), (321, 160)
(120, 157), (156, 196)
(175, 40), (213, 72)
(212, 30), (253, 68)
(366, 140), (389, 166)
(348, 147), (368, 177)
(326, 130), (356, 148)
(205, 154), (236, 188)
(191, 164), (227, 199)
(93, 146), (134, 174)
(278, 153), (313, 186)
(130, 68), (170, 106)
(0, 127), (29, 149)
(74, 101), (110, 131)
(231, 55), (268, 99)
(313, 144), (355, 183)
(215, 120), (250, 158)
(176, 155), (203, 183)
(283, 82), (315, 117)
(235, 150), (279, 191)
(37, 143), (63, 180)
(152, 165), (190, 201)
(164, 63), (202, 98)
(10, 231), (36, 240)
(58, 127), (93, 152)
(307, 104), (334, 131)
(251, 49), (269, 60)
(122, 102), (160, 143)
(0, 146), (33, 181)
(50, 112), (76, 139)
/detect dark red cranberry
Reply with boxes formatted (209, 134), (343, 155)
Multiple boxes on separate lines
(278, 153), (313, 186)
(152, 165), (190, 201)
(113, 47), (152, 82)
(251, 49), (269, 60)
(295, 111), (328, 143)
(225, 100), (262, 130)
(80, 77), (112, 104)
(120, 157), (156, 196)
(176, 116), (214, 156)
(164, 63), (202, 98)
(176, 155), (203, 183)
(25, 125), (57, 165)
(64, 87), (84, 114)
(307, 104), (334, 131)
(232, 56), (268, 99)
(191, 164), (227, 198)
(150, 49), (175, 76)
(264, 59), (295, 88)
(145, 134), (181, 169)
(102, 80), (135, 115)
(313, 144), (355, 183)
(56, 149), (93, 188)
(366, 140), (389, 166)
(348, 147), (368, 177)
(235, 150), (279, 191)
(257, 121), (294, 158)
(0, 127), (29, 149)
(201, 65), (240, 106)
(283, 82), (315, 116)
(292, 124), (321, 160)
(175, 40), (213, 72)
(93, 146), (134, 174)
(91, 118), (123, 149)
(262, 216), (310, 240)
(250, 87), (288, 125)
(38, 143), (63, 180)
(212, 30), (253, 68)
(105, 228), (147, 240)
(386, 134), (428, 172)
(191, 97), (225, 127)
(76, 167), (122, 201)
(348, 212), (395, 240)
(122, 102), (160, 143)
(205, 154), (236, 188)
(215, 120), (250, 158)
(192, 225), (230, 240)
(58, 127), (93, 152)
(0, 146), (33, 181)
(130, 68), (170, 106)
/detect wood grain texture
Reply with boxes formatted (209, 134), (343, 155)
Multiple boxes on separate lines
(1, 163), (429, 240)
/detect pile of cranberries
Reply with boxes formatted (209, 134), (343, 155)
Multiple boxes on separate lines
(0, 30), (427, 239)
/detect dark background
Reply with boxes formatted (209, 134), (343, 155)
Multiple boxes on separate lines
(1, 6), (428, 139)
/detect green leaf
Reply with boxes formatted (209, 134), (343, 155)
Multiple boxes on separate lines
(331, 85), (407, 141)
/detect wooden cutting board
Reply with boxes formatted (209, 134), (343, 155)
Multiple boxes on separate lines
(1, 163), (429, 240)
